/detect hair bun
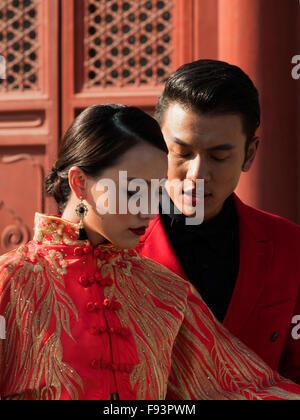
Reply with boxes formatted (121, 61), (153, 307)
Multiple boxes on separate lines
(45, 166), (60, 197)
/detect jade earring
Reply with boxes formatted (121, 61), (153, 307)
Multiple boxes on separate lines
(75, 196), (89, 240)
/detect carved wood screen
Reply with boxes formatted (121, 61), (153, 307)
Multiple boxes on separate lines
(0, 0), (59, 254)
(62, 0), (194, 132)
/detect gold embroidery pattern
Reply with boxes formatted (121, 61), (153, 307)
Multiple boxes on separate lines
(167, 285), (300, 400)
(2, 213), (299, 400)
(0, 247), (83, 400)
(111, 256), (188, 400)
(46, 250), (68, 276)
(33, 212), (89, 246)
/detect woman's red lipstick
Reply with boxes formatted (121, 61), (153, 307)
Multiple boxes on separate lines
(129, 227), (147, 236)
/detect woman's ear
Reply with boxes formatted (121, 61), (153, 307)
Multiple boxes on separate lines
(242, 137), (260, 172)
(68, 166), (87, 199)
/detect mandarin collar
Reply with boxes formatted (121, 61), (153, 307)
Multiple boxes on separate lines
(32, 212), (128, 255)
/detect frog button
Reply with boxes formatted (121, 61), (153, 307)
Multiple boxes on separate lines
(94, 302), (101, 310)
(94, 248), (101, 258)
(99, 326), (107, 334)
(88, 276), (95, 286)
(86, 302), (96, 312)
(103, 298), (110, 308)
(94, 272), (101, 283)
(90, 359), (101, 370)
(74, 247), (83, 258)
(103, 298), (121, 311)
(90, 326), (100, 335)
(78, 275), (90, 287)
(111, 327), (130, 336)
(83, 247), (91, 255)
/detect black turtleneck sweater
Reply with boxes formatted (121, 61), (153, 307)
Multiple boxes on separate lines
(160, 195), (240, 323)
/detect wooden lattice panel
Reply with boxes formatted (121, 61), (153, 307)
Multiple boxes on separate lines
(83, 0), (174, 88)
(0, 0), (40, 92)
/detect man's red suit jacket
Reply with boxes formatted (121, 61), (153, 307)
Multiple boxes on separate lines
(136, 193), (300, 384)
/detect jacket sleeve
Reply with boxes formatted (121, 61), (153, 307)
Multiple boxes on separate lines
(167, 283), (300, 400)
(0, 246), (33, 399)
(0, 251), (14, 397)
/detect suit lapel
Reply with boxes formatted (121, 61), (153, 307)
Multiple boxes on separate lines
(137, 214), (188, 281)
(223, 195), (274, 336)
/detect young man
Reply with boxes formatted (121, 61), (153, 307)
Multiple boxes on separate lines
(137, 59), (300, 384)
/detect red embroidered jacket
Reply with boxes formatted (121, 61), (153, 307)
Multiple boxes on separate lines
(0, 213), (300, 400)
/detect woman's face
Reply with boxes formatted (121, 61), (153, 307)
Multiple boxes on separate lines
(71, 142), (168, 249)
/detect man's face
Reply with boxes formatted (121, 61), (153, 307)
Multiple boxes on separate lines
(161, 103), (258, 221)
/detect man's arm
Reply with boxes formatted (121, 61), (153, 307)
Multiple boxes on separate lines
(167, 284), (300, 400)
(278, 289), (300, 385)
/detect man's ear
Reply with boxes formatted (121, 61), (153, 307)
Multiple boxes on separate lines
(242, 137), (260, 172)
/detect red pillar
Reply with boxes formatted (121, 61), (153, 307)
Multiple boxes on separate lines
(218, 0), (299, 222)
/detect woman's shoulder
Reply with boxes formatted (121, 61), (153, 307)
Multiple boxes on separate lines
(0, 241), (42, 286)
(135, 253), (191, 300)
(0, 243), (28, 268)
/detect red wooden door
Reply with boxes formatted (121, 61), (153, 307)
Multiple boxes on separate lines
(0, 0), (59, 254)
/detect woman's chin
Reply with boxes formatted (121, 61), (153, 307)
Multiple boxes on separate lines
(109, 236), (139, 250)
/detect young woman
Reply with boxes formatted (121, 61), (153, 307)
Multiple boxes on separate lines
(0, 104), (299, 400)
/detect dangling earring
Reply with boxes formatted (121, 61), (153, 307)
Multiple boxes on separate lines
(75, 196), (89, 240)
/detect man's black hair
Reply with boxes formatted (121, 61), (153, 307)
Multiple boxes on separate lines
(156, 59), (260, 149)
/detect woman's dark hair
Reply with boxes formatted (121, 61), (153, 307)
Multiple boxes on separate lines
(156, 59), (260, 151)
(45, 104), (168, 214)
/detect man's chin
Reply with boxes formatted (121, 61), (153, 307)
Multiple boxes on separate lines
(180, 197), (218, 220)
(171, 198), (204, 222)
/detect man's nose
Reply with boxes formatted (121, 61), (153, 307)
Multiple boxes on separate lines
(186, 155), (210, 182)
